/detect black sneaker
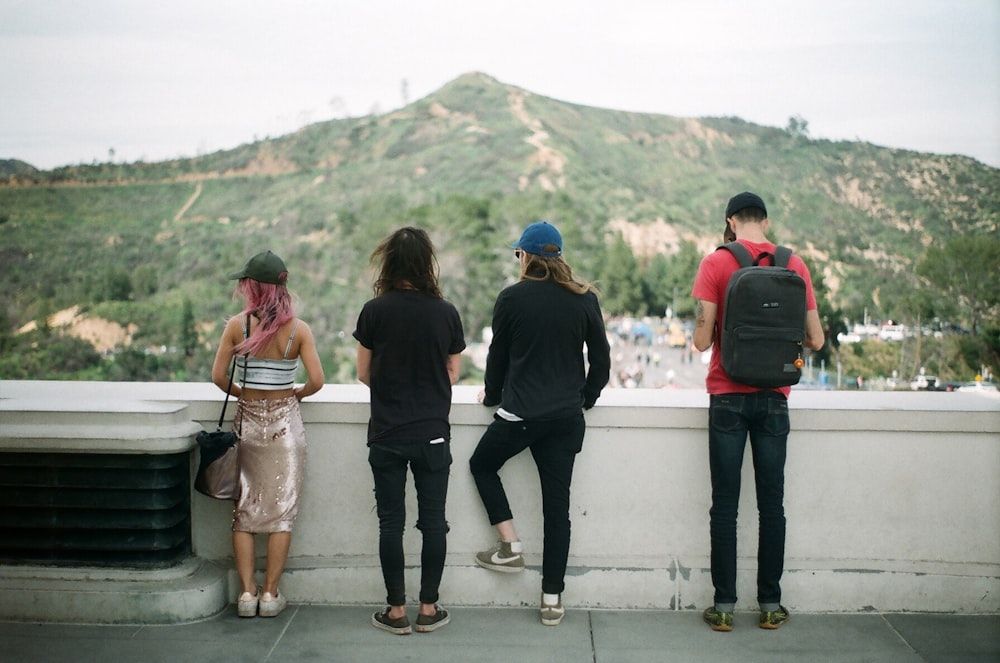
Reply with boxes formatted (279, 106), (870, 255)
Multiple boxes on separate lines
(703, 606), (734, 632)
(371, 607), (411, 635)
(759, 605), (790, 630)
(415, 605), (451, 633)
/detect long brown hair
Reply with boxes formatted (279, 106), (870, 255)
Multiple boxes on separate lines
(520, 253), (598, 296)
(370, 226), (442, 298)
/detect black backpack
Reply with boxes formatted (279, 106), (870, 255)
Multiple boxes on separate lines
(718, 242), (807, 388)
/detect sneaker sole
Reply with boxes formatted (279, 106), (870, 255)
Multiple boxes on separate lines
(707, 623), (733, 632)
(415, 614), (451, 633)
(541, 613), (565, 626)
(237, 604), (257, 618)
(759, 616), (789, 630)
(474, 558), (524, 573)
(371, 615), (412, 635)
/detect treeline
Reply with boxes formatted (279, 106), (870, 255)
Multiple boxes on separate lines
(2, 192), (997, 385)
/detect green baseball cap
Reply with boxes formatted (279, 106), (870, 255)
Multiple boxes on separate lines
(228, 250), (288, 284)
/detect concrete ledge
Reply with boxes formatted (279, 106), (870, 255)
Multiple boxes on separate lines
(0, 557), (228, 624)
(0, 397), (200, 453)
(2, 381), (999, 619)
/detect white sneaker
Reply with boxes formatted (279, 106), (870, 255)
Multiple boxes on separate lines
(258, 590), (287, 617)
(540, 593), (565, 626)
(237, 586), (260, 618)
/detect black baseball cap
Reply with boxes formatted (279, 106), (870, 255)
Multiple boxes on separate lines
(725, 192), (767, 219)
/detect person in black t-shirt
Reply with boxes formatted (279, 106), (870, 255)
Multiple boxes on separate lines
(354, 227), (466, 635)
(469, 221), (611, 626)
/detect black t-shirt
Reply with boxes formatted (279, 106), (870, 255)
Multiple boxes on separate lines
(353, 290), (466, 444)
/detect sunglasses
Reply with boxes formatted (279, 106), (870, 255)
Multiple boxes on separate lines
(514, 249), (523, 260)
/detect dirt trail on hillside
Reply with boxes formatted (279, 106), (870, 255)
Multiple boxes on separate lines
(174, 181), (202, 221)
(507, 90), (566, 191)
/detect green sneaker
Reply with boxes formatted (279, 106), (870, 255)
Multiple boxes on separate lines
(703, 606), (733, 632)
(759, 605), (790, 629)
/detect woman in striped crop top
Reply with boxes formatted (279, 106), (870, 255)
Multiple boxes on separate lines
(211, 250), (324, 619)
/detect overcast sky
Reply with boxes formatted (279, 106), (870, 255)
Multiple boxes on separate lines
(2, 0), (998, 170)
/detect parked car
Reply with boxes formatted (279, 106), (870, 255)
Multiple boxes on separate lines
(909, 375), (938, 391)
(935, 381), (962, 392)
(956, 381), (998, 393)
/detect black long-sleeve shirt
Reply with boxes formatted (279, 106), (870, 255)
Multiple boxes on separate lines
(483, 278), (611, 419)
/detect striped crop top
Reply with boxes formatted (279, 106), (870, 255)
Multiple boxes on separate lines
(234, 318), (300, 390)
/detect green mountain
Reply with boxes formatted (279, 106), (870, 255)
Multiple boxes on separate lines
(2, 72), (998, 383)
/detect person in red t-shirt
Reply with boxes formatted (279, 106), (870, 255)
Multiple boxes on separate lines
(691, 192), (824, 632)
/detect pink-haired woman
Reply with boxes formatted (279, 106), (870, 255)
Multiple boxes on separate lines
(211, 250), (324, 618)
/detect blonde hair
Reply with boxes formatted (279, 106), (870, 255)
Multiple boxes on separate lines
(520, 252), (598, 296)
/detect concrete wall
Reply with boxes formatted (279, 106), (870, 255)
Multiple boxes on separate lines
(1, 380), (998, 621)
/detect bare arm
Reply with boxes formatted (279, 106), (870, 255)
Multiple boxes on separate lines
(693, 299), (717, 352)
(446, 353), (462, 385)
(356, 344), (372, 387)
(805, 309), (825, 351)
(293, 322), (324, 400)
(211, 317), (243, 399)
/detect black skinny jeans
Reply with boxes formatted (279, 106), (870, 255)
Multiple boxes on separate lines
(369, 439), (451, 606)
(469, 413), (585, 595)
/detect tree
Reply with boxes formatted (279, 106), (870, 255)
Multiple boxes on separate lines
(180, 297), (197, 357)
(917, 235), (1000, 335)
(597, 233), (644, 315)
(786, 115), (809, 138)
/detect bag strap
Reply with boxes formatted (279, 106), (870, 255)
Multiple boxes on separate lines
(718, 241), (753, 268)
(774, 246), (792, 268)
(216, 355), (237, 430)
(719, 241), (792, 268)
(215, 314), (251, 431)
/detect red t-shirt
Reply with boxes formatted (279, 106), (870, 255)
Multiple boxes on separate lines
(691, 240), (818, 397)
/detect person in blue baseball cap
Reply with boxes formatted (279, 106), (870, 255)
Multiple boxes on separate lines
(511, 220), (563, 258)
(470, 220), (611, 626)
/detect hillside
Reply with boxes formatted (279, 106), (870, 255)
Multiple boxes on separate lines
(2, 71), (998, 383)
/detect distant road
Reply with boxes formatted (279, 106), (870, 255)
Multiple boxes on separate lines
(609, 337), (708, 390)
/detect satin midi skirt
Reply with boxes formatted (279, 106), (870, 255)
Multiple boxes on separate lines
(232, 395), (307, 533)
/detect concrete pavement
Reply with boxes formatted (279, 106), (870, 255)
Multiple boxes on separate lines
(1, 604), (997, 663)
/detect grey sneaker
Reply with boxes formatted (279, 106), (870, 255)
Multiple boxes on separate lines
(540, 593), (565, 626)
(703, 606), (734, 632)
(475, 540), (524, 573)
(372, 607), (412, 635)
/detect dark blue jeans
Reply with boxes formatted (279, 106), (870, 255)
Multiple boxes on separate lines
(469, 413), (585, 595)
(369, 439), (451, 606)
(708, 391), (789, 610)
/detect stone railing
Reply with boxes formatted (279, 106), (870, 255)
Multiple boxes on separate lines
(1, 380), (998, 623)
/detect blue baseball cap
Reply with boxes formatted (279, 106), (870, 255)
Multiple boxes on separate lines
(513, 221), (563, 258)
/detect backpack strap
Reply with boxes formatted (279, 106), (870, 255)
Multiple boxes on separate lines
(718, 241), (753, 268)
(774, 246), (792, 268)
(719, 242), (793, 268)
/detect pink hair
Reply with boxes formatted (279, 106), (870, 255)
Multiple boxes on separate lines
(232, 278), (295, 356)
